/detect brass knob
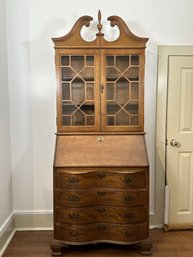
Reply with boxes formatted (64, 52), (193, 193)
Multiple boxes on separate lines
(170, 139), (179, 146)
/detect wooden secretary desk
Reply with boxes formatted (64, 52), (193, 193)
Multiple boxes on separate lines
(50, 11), (152, 256)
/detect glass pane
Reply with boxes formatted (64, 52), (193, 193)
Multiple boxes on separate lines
(131, 82), (139, 99)
(62, 67), (76, 81)
(107, 116), (115, 126)
(86, 83), (94, 100)
(86, 56), (94, 66)
(130, 115), (139, 125)
(116, 110), (129, 125)
(80, 103), (94, 115)
(107, 103), (120, 115)
(107, 83), (114, 100)
(79, 67), (94, 81)
(71, 78), (85, 105)
(106, 56), (114, 66)
(72, 110), (85, 126)
(71, 56), (84, 72)
(131, 55), (139, 65)
(63, 116), (71, 126)
(62, 83), (70, 100)
(61, 56), (69, 66)
(87, 116), (95, 125)
(125, 103), (139, 114)
(125, 67), (139, 81)
(62, 104), (77, 115)
(116, 56), (129, 72)
(116, 78), (129, 105)
(106, 67), (121, 81)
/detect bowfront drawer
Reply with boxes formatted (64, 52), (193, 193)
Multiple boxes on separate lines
(55, 189), (147, 207)
(55, 223), (148, 243)
(55, 206), (147, 224)
(55, 169), (147, 189)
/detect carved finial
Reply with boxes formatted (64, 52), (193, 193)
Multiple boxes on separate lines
(97, 10), (103, 34)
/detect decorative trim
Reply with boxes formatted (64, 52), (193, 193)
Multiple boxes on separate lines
(52, 11), (148, 49)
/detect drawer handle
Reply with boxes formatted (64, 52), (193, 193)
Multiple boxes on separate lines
(68, 195), (80, 203)
(97, 225), (106, 231)
(124, 176), (136, 185)
(69, 213), (80, 222)
(67, 177), (80, 185)
(124, 212), (135, 220)
(125, 230), (136, 238)
(97, 208), (106, 214)
(97, 191), (106, 197)
(68, 232), (80, 239)
(97, 173), (106, 179)
(124, 195), (136, 203)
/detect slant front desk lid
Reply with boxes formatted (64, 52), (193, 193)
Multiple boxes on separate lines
(54, 135), (148, 168)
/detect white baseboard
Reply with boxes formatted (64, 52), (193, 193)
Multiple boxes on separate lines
(15, 210), (53, 230)
(0, 211), (53, 256)
(0, 212), (15, 257)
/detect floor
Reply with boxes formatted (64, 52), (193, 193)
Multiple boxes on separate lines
(2, 229), (193, 257)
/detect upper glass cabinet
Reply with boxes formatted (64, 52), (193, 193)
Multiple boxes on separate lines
(52, 12), (148, 133)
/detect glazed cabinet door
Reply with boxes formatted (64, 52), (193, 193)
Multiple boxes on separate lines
(101, 49), (145, 132)
(56, 49), (100, 132)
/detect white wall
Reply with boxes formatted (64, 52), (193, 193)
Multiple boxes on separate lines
(0, 0), (13, 229)
(4, 0), (193, 224)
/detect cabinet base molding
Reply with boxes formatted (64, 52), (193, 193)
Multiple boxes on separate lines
(50, 239), (153, 256)
(139, 239), (153, 255)
(50, 240), (68, 256)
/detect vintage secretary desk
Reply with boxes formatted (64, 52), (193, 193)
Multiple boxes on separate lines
(50, 11), (152, 256)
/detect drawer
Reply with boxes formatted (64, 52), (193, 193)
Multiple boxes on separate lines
(55, 169), (147, 189)
(55, 189), (147, 207)
(55, 223), (148, 243)
(55, 206), (147, 224)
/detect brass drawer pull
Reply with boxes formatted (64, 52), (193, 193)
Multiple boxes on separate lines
(69, 213), (80, 222)
(97, 208), (106, 214)
(68, 232), (80, 239)
(97, 225), (106, 231)
(124, 212), (135, 220)
(97, 173), (106, 179)
(125, 230), (136, 238)
(97, 191), (106, 197)
(124, 176), (136, 185)
(124, 195), (136, 203)
(68, 195), (80, 203)
(67, 177), (80, 185)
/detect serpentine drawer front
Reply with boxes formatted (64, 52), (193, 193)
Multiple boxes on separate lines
(55, 169), (147, 189)
(55, 223), (148, 243)
(55, 189), (147, 207)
